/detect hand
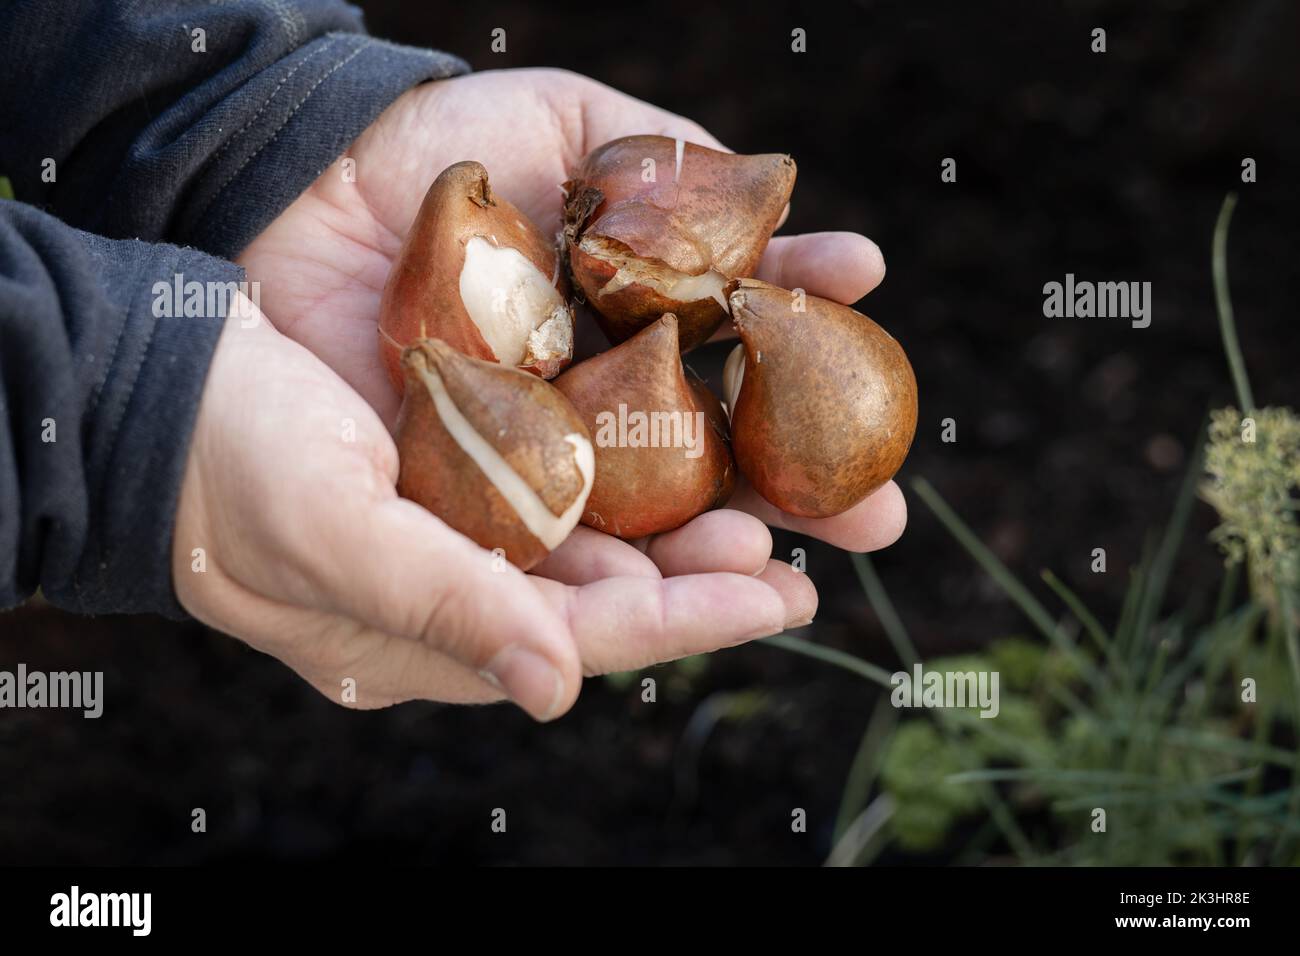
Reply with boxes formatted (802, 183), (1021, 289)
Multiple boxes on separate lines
(175, 300), (816, 719)
(238, 68), (908, 556)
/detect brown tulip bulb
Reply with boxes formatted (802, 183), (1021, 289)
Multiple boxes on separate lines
(551, 314), (735, 539)
(723, 279), (917, 518)
(563, 135), (796, 352)
(395, 339), (594, 569)
(379, 161), (574, 393)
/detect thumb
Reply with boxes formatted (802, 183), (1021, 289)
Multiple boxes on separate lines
(317, 495), (582, 721)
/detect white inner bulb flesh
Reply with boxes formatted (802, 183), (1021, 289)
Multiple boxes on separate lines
(415, 360), (595, 551)
(722, 342), (746, 421)
(579, 235), (728, 310)
(459, 236), (573, 368)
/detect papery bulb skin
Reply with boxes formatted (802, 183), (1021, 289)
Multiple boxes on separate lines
(395, 339), (594, 569)
(563, 136), (795, 352)
(380, 161), (574, 394)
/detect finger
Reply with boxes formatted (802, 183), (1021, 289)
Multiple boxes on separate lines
(728, 479), (908, 553)
(568, 75), (729, 154)
(643, 509), (772, 577)
(532, 571), (790, 675)
(651, 113), (729, 152)
(297, 621), (503, 708)
(359, 641), (503, 707)
(311, 496), (582, 722)
(531, 525), (661, 585)
(184, 569), (505, 708)
(601, 98), (727, 152)
(756, 232), (886, 304)
(774, 202), (791, 232)
(752, 559), (819, 628)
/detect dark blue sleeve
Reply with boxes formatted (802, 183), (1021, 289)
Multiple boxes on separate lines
(0, 1), (470, 617)
(0, 202), (236, 616)
(0, 0), (468, 259)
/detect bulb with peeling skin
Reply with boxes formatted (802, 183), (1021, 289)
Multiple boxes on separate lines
(379, 161), (574, 393)
(395, 339), (595, 570)
(563, 135), (796, 352)
(724, 278), (917, 519)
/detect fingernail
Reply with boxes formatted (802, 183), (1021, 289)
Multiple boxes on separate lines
(787, 616), (815, 629)
(484, 645), (566, 721)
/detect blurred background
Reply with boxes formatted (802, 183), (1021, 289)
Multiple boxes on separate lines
(3, 0), (1299, 865)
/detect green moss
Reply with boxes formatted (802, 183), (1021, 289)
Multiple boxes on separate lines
(881, 721), (983, 849)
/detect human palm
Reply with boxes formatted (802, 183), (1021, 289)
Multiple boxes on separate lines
(235, 70), (905, 674)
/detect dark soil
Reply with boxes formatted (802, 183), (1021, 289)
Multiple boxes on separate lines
(3, 0), (1298, 865)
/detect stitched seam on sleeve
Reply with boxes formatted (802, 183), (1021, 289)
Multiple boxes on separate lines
(83, 246), (164, 421)
(193, 34), (369, 226)
(85, 284), (129, 420)
(88, 257), (164, 519)
(200, 36), (340, 177)
(259, 0), (304, 49)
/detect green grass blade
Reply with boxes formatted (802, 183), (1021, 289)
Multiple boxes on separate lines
(973, 784), (1038, 862)
(1158, 603), (1263, 702)
(852, 552), (919, 668)
(1211, 192), (1255, 413)
(1274, 587), (1300, 863)
(1281, 587), (1300, 721)
(825, 793), (895, 867)
(1130, 723), (1296, 769)
(1046, 681), (1096, 721)
(1113, 546), (1150, 669)
(1214, 562), (1240, 621)
(833, 696), (898, 843)
(1133, 425), (1206, 641)
(762, 634), (895, 689)
(912, 478), (1057, 636)
(913, 477), (1107, 693)
(1041, 568), (1115, 662)
(947, 768), (1153, 786)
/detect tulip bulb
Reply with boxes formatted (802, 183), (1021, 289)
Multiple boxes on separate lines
(395, 339), (595, 569)
(552, 314), (735, 539)
(725, 279), (917, 518)
(563, 135), (796, 352)
(379, 161), (574, 393)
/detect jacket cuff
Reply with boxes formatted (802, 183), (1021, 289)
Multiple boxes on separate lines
(65, 248), (239, 618)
